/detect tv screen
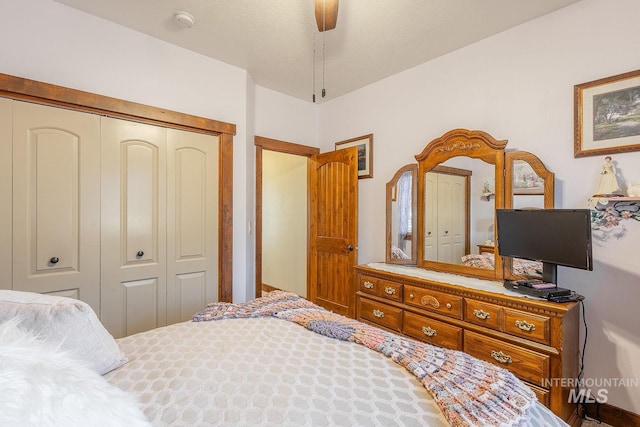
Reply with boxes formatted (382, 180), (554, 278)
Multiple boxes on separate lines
(496, 209), (593, 280)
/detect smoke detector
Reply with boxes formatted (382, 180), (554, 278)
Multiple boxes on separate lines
(173, 11), (195, 28)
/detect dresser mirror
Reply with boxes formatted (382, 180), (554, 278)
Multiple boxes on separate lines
(383, 129), (556, 281)
(415, 129), (507, 280)
(502, 151), (555, 280)
(386, 164), (417, 264)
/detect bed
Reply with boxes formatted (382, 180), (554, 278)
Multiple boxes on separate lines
(462, 253), (542, 277)
(0, 290), (568, 427)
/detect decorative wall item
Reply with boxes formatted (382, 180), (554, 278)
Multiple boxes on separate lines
(589, 197), (640, 241)
(574, 69), (640, 157)
(335, 134), (373, 179)
(512, 160), (544, 195)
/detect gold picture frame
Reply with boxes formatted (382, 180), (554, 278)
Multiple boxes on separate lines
(574, 69), (640, 158)
(335, 134), (373, 179)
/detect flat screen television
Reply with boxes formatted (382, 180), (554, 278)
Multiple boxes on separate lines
(496, 209), (593, 285)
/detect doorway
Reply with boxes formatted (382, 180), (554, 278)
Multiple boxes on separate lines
(254, 136), (319, 298)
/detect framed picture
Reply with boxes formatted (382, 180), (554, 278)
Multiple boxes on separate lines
(512, 160), (544, 195)
(574, 69), (640, 158)
(335, 134), (373, 179)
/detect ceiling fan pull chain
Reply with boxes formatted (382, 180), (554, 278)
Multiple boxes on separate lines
(312, 31), (317, 102)
(322, 0), (326, 98)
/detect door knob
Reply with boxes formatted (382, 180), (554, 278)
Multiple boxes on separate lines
(347, 245), (354, 252)
(50, 257), (59, 264)
(137, 251), (144, 257)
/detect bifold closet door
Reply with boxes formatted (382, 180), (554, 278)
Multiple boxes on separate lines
(0, 98), (12, 289)
(423, 172), (437, 261)
(166, 129), (219, 325)
(12, 100), (101, 312)
(101, 117), (168, 338)
(436, 174), (465, 263)
(422, 172), (466, 264)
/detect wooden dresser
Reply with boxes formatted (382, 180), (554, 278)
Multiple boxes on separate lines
(355, 264), (582, 426)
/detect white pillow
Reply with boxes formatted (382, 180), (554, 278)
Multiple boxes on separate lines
(0, 290), (127, 375)
(0, 319), (150, 427)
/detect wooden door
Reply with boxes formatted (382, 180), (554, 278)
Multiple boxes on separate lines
(100, 117), (167, 338)
(12, 100), (101, 312)
(308, 147), (358, 317)
(0, 98), (11, 290)
(165, 129), (219, 324)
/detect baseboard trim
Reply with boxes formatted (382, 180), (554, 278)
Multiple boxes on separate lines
(579, 402), (640, 427)
(261, 283), (281, 293)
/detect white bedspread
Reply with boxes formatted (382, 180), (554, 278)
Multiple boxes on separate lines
(106, 317), (568, 427)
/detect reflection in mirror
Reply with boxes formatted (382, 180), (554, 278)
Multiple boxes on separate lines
(503, 151), (555, 280)
(423, 159), (496, 269)
(386, 164), (417, 264)
(416, 128), (507, 280)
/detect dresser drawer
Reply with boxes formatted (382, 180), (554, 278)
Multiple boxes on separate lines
(404, 285), (462, 319)
(464, 331), (550, 385)
(358, 297), (402, 332)
(465, 299), (502, 330)
(358, 275), (403, 302)
(359, 275), (379, 295)
(377, 278), (402, 301)
(528, 383), (550, 407)
(403, 311), (462, 350)
(504, 309), (550, 345)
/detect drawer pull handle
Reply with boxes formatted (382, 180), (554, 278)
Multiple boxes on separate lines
(384, 287), (396, 295)
(363, 281), (374, 289)
(491, 350), (512, 364)
(421, 326), (437, 337)
(515, 320), (536, 331)
(373, 309), (384, 318)
(473, 309), (490, 320)
(446, 303), (452, 309)
(409, 293), (415, 299)
(420, 295), (440, 308)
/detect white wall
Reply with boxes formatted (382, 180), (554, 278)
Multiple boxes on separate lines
(318, 0), (640, 413)
(0, 0), (257, 300)
(254, 85), (319, 147)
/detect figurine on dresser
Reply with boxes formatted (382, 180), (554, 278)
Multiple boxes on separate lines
(594, 156), (623, 196)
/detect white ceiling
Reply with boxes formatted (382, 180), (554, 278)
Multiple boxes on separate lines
(53, 0), (580, 102)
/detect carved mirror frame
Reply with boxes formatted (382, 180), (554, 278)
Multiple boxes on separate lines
(502, 150), (555, 280)
(415, 129), (507, 280)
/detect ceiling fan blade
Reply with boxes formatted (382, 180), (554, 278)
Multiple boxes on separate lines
(314, 0), (339, 32)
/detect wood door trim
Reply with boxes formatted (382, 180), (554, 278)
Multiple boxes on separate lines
(254, 136), (319, 298)
(1, 73), (234, 303)
(0, 73), (236, 136)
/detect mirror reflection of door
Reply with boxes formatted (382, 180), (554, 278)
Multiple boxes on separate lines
(254, 137), (319, 298)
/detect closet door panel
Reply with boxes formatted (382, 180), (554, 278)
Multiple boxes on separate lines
(436, 174), (465, 264)
(0, 98), (11, 290)
(101, 117), (167, 338)
(166, 129), (218, 324)
(12, 101), (100, 311)
(423, 172), (437, 261)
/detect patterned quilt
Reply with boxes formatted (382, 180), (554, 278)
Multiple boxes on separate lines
(193, 291), (538, 427)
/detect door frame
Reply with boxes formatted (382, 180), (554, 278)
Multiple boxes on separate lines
(254, 136), (319, 299)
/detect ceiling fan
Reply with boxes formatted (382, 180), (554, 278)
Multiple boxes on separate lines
(315, 0), (339, 32)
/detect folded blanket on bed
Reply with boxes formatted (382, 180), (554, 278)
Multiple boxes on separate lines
(193, 291), (537, 427)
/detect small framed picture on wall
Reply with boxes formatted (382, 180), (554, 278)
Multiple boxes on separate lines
(335, 134), (373, 179)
